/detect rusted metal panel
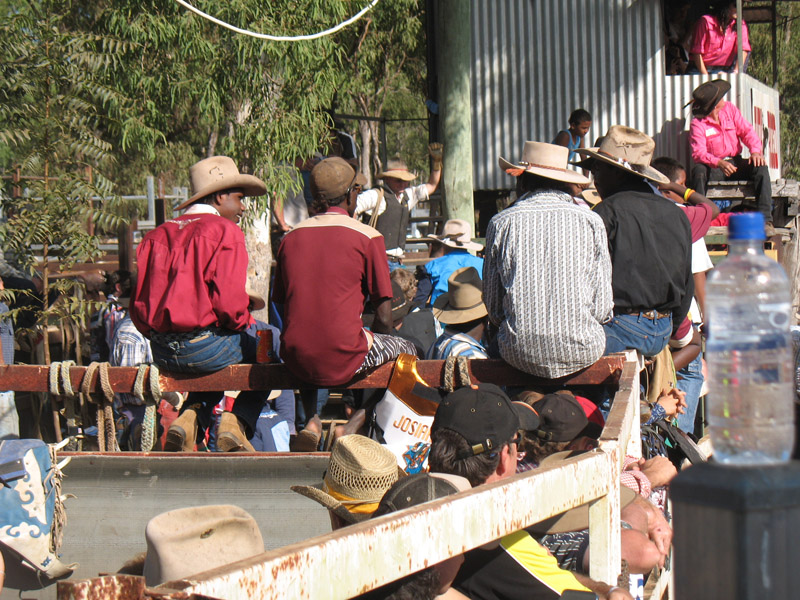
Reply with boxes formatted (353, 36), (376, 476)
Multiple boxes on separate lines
(0, 356), (625, 394)
(57, 575), (147, 600)
(165, 452), (618, 600)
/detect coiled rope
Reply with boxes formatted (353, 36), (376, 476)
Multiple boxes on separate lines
(442, 356), (472, 393)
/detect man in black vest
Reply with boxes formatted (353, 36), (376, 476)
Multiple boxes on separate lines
(355, 143), (443, 270)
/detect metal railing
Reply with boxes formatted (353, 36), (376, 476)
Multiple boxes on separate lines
(44, 352), (645, 599)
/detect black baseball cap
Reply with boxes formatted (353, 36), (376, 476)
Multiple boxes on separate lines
(372, 473), (471, 518)
(432, 384), (540, 458)
(532, 393), (602, 442)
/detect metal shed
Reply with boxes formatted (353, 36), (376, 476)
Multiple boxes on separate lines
(469, 0), (781, 191)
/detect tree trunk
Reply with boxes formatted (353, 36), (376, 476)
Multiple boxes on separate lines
(244, 213), (272, 324)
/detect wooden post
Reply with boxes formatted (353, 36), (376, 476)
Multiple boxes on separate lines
(436, 0), (475, 230)
(117, 221), (135, 272)
(671, 462), (800, 599)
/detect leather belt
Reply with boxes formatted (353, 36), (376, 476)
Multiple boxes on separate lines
(623, 310), (671, 320)
(149, 327), (224, 345)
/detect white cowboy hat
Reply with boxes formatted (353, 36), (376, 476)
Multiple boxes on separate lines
(178, 156), (267, 211)
(499, 142), (590, 185)
(574, 126), (670, 185)
(429, 219), (484, 252)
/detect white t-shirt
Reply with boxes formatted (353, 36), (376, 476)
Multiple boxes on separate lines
(689, 239), (714, 323)
(356, 184), (429, 255)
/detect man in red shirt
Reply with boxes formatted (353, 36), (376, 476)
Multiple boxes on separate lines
(688, 79), (773, 235)
(131, 156), (268, 452)
(272, 158), (416, 420)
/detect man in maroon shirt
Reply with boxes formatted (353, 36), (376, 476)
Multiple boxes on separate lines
(131, 156), (268, 452)
(272, 158), (416, 421)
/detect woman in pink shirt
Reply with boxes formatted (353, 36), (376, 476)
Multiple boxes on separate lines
(689, 2), (750, 74)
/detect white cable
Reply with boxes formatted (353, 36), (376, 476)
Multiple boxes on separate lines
(174, 0), (380, 41)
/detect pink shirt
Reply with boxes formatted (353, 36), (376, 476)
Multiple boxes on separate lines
(690, 15), (750, 68)
(689, 101), (762, 167)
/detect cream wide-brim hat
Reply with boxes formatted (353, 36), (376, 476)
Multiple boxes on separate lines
(378, 158), (417, 182)
(429, 219), (484, 252)
(574, 126), (670, 185)
(432, 266), (489, 325)
(499, 141), (590, 185)
(178, 156), (267, 211)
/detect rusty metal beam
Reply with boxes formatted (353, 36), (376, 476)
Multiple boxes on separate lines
(0, 356), (625, 394)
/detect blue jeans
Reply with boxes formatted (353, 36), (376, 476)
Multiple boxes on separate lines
(603, 313), (672, 357)
(675, 353), (704, 435)
(151, 329), (265, 439)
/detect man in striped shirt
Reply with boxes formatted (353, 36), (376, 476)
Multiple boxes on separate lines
(426, 267), (489, 360)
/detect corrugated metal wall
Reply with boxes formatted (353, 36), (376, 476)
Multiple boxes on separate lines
(470, 0), (780, 190)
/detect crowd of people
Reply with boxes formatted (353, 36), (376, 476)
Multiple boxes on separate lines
(0, 24), (774, 592)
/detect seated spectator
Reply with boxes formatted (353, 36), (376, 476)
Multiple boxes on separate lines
(428, 384), (632, 600)
(291, 434), (403, 529)
(356, 473), (472, 600)
(427, 267), (489, 360)
(486, 141), (613, 377)
(552, 109), (592, 162)
(425, 219), (484, 305)
(388, 277), (437, 358)
(516, 393), (673, 575)
(686, 79), (773, 236)
(272, 158), (417, 402)
(689, 1), (750, 74)
(89, 270), (131, 362)
(414, 238), (446, 308)
(576, 127), (693, 358)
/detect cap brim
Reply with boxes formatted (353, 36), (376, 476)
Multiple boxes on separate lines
(392, 301), (412, 320)
(512, 401), (541, 431)
(498, 156), (590, 185)
(573, 149), (670, 185)
(431, 294), (488, 324)
(178, 174), (267, 211)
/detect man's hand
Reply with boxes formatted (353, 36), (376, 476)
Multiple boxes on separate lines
(750, 152), (766, 167)
(607, 588), (634, 600)
(717, 159), (738, 177)
(628, 456), (677, 488)
(428, 142), (444, 171)
(656, 387), (687, 418)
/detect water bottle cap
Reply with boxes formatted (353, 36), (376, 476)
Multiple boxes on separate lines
(728, 213), (766, 241)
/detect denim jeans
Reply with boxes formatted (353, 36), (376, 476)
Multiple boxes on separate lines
(151, 329), (265, 439)
(603, 313), (672, 357)
(675, 353), (704, 435)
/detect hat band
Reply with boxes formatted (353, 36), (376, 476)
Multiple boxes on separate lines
(448, 299), (485, 312)
(597, 150), (636, 170)
(518, 160), (572, 174)
(322, 481), (381, 515)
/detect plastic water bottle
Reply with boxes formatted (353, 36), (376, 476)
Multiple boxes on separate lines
(706, 213), (795, 464)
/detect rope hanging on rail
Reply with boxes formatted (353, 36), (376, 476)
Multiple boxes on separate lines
(174, 0), (380, 42)
(48, 361), (81, 451)
(442, 356), (472, 393)
(133, 364), (166, 452)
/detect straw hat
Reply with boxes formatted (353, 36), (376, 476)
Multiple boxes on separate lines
(178, 156), (267, 211)
(432, 267), (488, 325)
(685, 79), (731, 117)
(498, 142), (590, 185)
(574, 126), (669, 184)
(142, 505), (264, 586)
(291, 435), (402, 524)
(378, 158), (417, 182)
(429, 219), (484, 252)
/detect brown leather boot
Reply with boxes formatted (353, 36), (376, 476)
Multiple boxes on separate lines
(217, 412), (255, 452)
(164, 407), (198, 452)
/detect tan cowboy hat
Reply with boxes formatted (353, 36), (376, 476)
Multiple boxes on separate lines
(574, 126), (669, 185)
(142, 505), (264, 586)
(378, 158), (417, 182)
(527, 452), (636, 534)
(499, 141), (590, 185)
(432, 266), (488, 325)
(245, 283), (266, 312)
(178, 156), (267, 211)
(291, 435), (402, 524)
(685, 79), (731, 117)
(430, 219), (484, 252)
(580, 187), (603, 206)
